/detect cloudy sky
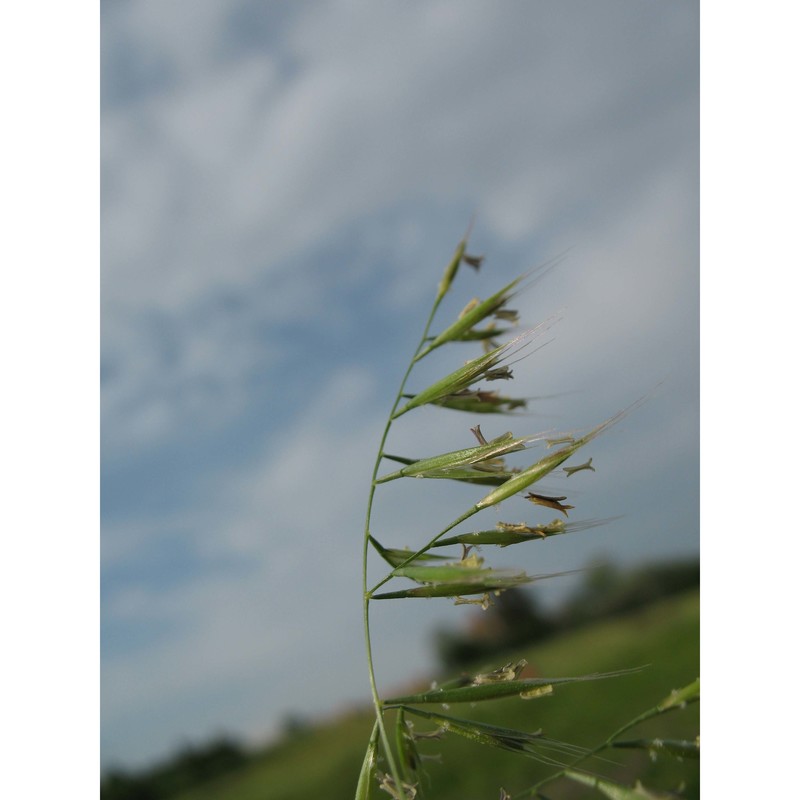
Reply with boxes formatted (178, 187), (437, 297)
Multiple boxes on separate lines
(101, 0), (699, 771)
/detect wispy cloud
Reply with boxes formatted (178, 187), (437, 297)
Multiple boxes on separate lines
(102, 0), (698, 768)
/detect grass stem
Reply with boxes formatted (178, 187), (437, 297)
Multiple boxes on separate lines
(360, 295), (445, 800)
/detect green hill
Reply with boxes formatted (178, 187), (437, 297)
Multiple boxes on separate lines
(171, 590), (699, 800)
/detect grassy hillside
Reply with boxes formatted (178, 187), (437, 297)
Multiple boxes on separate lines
(174, 590), (699, 800)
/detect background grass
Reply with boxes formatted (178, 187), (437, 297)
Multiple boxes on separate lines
(171, 590), (699, 800)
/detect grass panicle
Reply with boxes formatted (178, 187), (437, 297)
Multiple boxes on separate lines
(357, 236), (697, 800)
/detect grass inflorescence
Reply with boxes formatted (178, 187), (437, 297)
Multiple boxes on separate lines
(357, 234), (698, 799)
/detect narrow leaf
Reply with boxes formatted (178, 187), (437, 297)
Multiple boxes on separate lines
(355, 721), (379, 800)
(372, 569), (576, 600)
(399, 466), (515, 482)
(394, 709), (412, 785)
(432, 518), (617, 548)
(393, 563), (521, 584)
(369, 536), (451, 568)
(375, 432), (532, 483)
(371, 577), (528, 600)
(385, 669), (639, 706)
(381, 453), (417, 466)
(381, 453), (518, 486)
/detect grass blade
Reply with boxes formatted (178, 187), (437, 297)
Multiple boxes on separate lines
(394, 563), (524, 584)
(369, 536), (452, 568)
(371, 578), (529, 600)
(432, 518), (617, 548)
(371, 569), (576, 600)
(375, 432), (532, 483)
(385, 669), (641, 706)
(355, 721), (379, 800)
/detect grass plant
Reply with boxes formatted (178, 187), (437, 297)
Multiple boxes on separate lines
(357, 233), (699, 799)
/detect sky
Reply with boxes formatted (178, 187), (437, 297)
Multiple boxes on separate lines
(100, 0), (700, 771)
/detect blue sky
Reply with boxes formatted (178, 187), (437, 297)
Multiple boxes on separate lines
(101, 0), (699, 770)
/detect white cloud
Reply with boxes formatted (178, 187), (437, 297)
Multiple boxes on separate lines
(103, 0), (697, 314)
(102, 365), (390, 762)
(105, 0), (693, 410)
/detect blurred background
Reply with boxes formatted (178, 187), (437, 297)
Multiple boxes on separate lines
(101, 0), (698, 777)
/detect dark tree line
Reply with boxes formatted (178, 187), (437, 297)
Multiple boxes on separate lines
(101, 737), (248, 800)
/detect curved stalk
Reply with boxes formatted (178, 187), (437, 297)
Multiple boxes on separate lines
(360, 296), (444, 799)
(352, 237), (689, 798)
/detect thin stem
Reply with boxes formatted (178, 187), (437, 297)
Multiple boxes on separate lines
(360, 296), (443, 799)
(516, 702), (668, 798)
